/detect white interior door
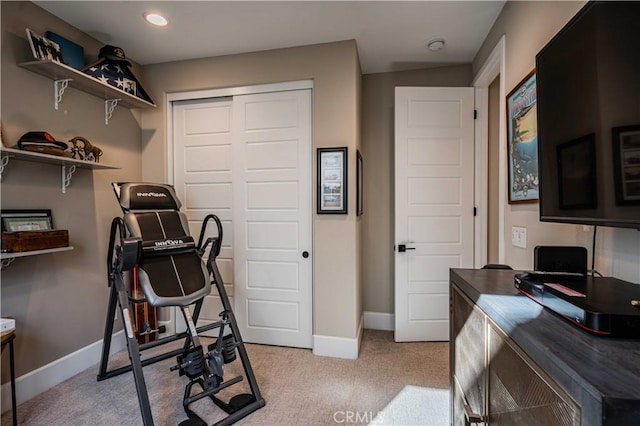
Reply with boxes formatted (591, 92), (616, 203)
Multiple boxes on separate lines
(394, 87), (475, 342)
(232, 90), (313, 348)
(173, 98), (235, 336)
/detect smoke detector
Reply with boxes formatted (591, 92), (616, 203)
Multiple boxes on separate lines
(426, 38), (446, 52)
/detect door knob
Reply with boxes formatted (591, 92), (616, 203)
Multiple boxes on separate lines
(398, 244), (416, 253)
(302, 251), (309, 258)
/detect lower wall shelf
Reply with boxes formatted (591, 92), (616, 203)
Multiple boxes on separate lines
(1, 246), (74, 268)
(1, 147), (119, 193)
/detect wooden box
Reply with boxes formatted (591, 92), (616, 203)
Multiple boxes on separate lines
(1, 230), (69, 252)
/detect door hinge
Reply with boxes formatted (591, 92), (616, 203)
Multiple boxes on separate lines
(474, 109), (478, 120)
(474, 207), (477, 216)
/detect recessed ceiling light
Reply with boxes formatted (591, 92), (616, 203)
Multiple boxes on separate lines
(426, 38), (446, 52)
(144, 12), (168, 27)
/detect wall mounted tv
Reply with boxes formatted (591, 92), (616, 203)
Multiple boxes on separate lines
(536, 1), (640, 229)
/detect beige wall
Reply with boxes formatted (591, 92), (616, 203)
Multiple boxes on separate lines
(360, 66), (472, 314)
(140, 40), (362, 339)
(473, 1), (640, 283)
(1, 1), (143, 378)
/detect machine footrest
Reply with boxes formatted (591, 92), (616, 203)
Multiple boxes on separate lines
(185, 375), (243, 406)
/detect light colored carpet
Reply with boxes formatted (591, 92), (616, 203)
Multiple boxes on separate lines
(1, 329), (449, 425)
(370, 385), (449, 426)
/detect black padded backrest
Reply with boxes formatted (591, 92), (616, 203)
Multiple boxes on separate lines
(114, 182), (181, 212)
(125, 211), (195, 255)
(482, 263), (513, 270)
(117, 183), (210, 307)
(137, 253), (209, 305)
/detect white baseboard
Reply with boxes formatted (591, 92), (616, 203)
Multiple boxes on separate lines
(364, 311), (395, 331)
(1, 331), (126, 414)
(313, 316), (363, 359)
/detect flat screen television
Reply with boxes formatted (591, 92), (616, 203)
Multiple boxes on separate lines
(536, 1), (640, 229)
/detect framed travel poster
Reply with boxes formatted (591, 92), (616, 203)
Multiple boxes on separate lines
(506, 69), (539, 203)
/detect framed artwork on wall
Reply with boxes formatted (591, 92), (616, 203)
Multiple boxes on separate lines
(506, 69), (539, 203)
(317, 147), (348, 214)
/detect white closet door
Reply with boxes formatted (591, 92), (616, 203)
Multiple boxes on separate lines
(172, 90), (313, 348)
(173, 97), (235, 335)
(232, 90), (313, 348)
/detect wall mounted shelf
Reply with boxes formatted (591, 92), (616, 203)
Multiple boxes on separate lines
(1, 246), (74, 269)
(18, 60), (155, 124)
(0, 147), (119, 193)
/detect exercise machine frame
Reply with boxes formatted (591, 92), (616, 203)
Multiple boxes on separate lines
(98, 213), (265, 425)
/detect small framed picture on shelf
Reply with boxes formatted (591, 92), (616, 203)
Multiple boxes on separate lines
(317, 147), (348, 214)
(1, 209), (53, 232)
(26, 28), (63, 63)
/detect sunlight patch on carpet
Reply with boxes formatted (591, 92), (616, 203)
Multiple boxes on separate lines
(370, 385), (449, 425)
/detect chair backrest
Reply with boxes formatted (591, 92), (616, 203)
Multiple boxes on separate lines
(481, 263), (513, 270)
(113, 183), (211, 307)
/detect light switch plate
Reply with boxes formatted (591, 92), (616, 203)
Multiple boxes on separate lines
(511, 226), (527, 248)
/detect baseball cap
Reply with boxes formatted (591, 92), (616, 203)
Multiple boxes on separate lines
(16, 131), (68, 150)
(98, 45), (132, 66)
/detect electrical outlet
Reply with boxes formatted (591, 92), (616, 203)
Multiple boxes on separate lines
(511, 226), (527, 249)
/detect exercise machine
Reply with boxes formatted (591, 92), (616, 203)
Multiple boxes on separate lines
(98, 182), (264, 425)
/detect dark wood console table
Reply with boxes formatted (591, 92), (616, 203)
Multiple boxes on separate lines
(450, 268), (640, 425)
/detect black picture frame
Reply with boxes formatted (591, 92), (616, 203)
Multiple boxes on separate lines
(356, 150), (363, 216)
(1, 209), (53, 232)
(317, 147), (348, 214)
(556, 134), (597, 210)
(612, 124), (640, 205)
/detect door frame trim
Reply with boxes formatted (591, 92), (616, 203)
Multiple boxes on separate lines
(166, 80), (313, 185)
(472, 35), (506, 266)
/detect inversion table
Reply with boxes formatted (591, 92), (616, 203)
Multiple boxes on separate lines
(98, 182), (264, 426)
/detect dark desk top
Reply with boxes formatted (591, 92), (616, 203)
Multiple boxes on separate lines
(451, 268), (640, 406)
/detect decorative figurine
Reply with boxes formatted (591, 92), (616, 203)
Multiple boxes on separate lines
(69, 136), (103, 162)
